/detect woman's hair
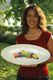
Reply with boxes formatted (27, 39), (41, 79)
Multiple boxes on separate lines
(21, 4), (47, 34)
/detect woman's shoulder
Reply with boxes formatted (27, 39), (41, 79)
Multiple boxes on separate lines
(16, 34), (24, 39)
(42, 30), (51, 37)
(16, 34), (24, 43)
(42, 30), (52, 43)
(43, 30), (51, 34)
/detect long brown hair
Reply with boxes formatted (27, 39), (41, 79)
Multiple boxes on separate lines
(21, 4), (47, 34)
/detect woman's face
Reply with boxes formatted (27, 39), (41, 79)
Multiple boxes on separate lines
(27, 9), (39, 29)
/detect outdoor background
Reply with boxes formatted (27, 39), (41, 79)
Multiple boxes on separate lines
(0, 0), (53, 80)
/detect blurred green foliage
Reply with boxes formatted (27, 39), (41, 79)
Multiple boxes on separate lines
(0, 26), (21, 44)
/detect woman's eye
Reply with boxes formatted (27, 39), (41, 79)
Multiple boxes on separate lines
(34, 15), (38, 17)
(27, 14), (38, 18)
(28, 15), (31, 17)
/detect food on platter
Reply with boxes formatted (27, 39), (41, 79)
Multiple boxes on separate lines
(13, 50), (39, 59)
(13, 52), (21, 58)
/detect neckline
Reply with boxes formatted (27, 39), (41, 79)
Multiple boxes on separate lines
(23, 30), (43, 41)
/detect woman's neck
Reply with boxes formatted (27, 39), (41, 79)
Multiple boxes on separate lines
(25, 28), (42, 40)
(28, 28), (40, 35)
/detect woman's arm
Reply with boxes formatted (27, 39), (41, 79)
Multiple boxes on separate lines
(36, 34), (53, 66)
(43, 35), (53, 64)
(47, 35), (53, 63)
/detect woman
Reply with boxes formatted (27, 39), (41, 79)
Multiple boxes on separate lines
(16, 4), (53, 80)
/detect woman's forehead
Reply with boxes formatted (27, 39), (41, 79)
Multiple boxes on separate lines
(27, 9), (37, 15)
